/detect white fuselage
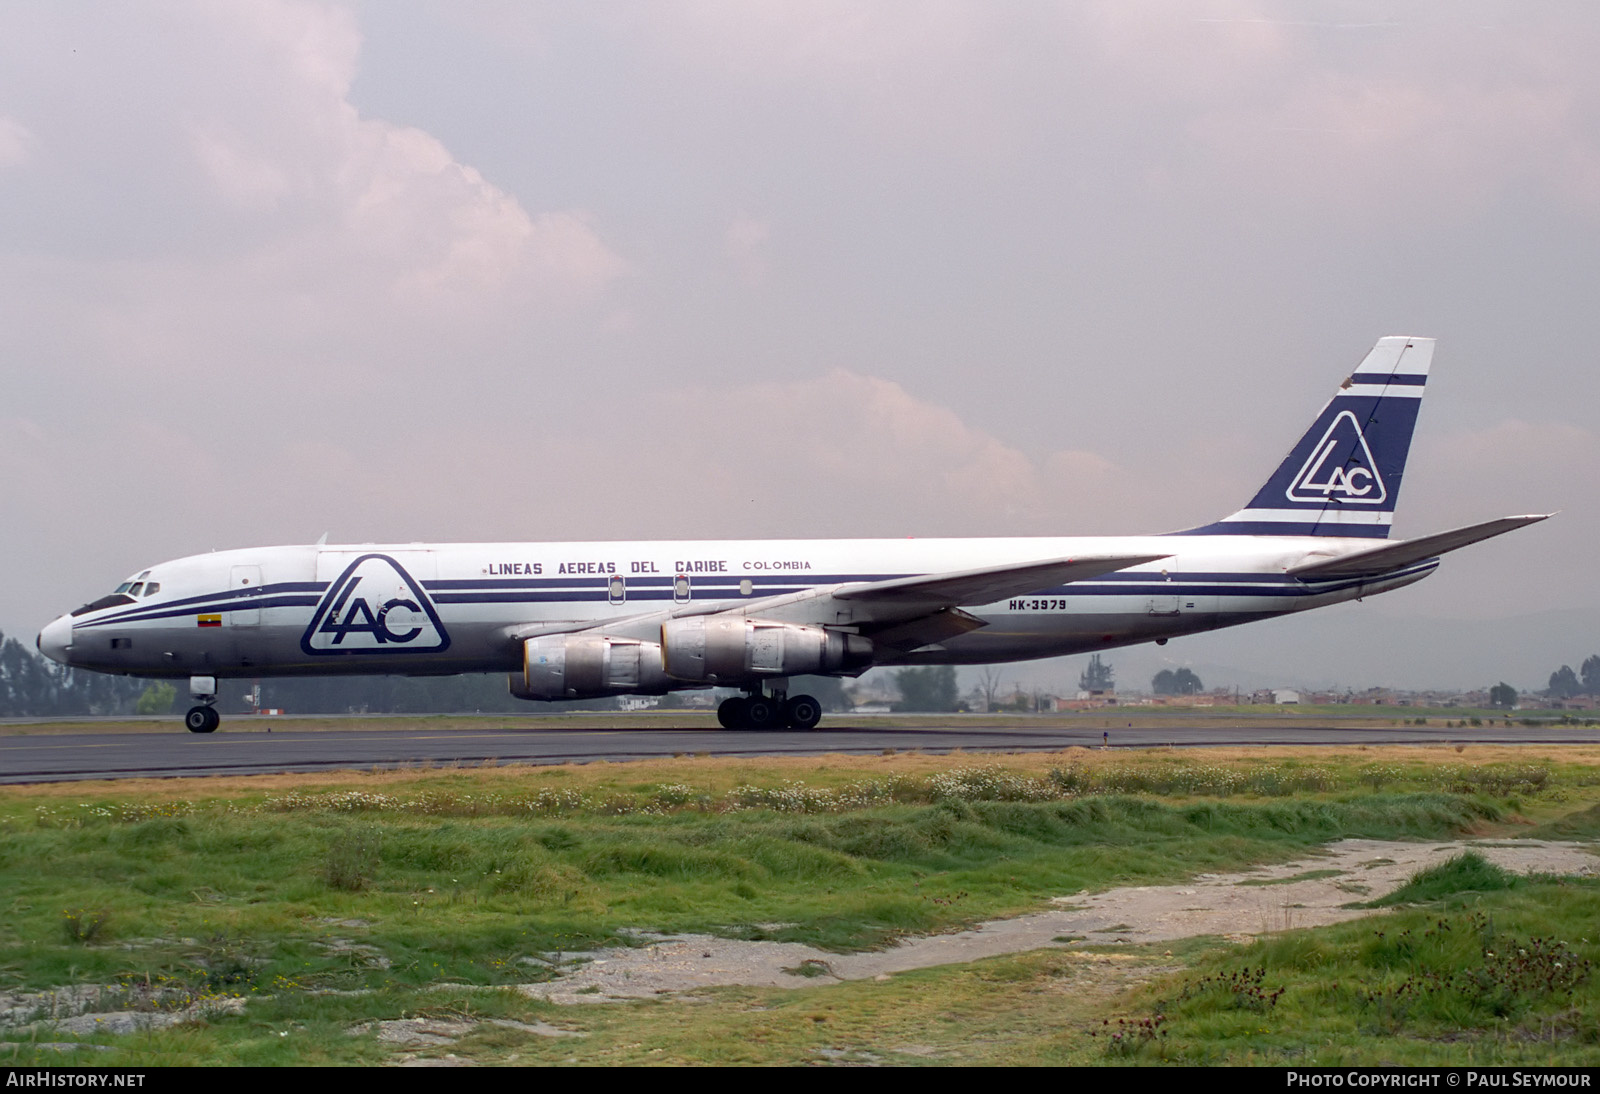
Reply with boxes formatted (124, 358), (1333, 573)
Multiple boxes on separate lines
(42, 533), (1436, 683)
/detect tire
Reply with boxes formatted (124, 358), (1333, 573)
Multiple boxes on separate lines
(743, 697), (778, 729)
(717, 698), (748, 730)
(185, 706), (219, 734)
(784, 695), (822, 730)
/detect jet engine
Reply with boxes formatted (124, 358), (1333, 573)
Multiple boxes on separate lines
(660, 616), (872, 684)
(509, 633), (672, 700)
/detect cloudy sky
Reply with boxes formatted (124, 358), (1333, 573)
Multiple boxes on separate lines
(1, 1), (1595, 692)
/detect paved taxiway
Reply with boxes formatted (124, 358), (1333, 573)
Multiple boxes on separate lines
(5, 720), (1600, 783)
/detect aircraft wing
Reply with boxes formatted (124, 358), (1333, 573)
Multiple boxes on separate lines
(1287, 514), (1550, 578)
(831, 553), (1171, 606)
(503, 553), (1169, 651)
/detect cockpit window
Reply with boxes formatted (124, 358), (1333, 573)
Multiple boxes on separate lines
(114, 582), (135, 594)
(144, 582), (160, 596)
(71, 593), (136, 617)
(127, 583), (144, 596)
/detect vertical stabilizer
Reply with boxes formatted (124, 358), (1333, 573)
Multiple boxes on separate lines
(1185, 336), (1434, 538)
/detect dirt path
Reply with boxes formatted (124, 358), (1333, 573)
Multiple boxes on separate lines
(520, 838), (1598, 1004)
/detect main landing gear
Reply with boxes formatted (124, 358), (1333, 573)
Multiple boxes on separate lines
(185, 675), (220, 734)
(717, 686), (824, 731)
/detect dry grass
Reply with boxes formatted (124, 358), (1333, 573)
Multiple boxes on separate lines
(5, 742), (1600, 808)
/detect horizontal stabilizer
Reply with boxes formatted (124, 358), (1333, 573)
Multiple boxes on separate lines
(1287, 515), (1550, 577)
(834, 553), (1169, 606)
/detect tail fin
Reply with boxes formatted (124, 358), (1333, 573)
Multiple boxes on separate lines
(1186, 336), (1434, 538)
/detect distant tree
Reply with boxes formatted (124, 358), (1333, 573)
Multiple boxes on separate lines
(976, 666), (1005, 712)
(0, 631), (144, 716)
(1152, 667), (1204, 696)
(0, 634), (54, 715)
(1489, 682), (1518, 709)
(1079, 654), (1114, 693)
(261, 673), (548, 716)
(892, 666), (959, 712)
(787, 675), (853, 713)
(135, 682), (177, 716)
(996, 687), (1034, 713)
(1582, 655), (1600, 696)
(1548, 665), (1582, 699)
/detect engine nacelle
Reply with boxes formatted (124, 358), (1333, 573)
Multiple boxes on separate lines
(660, 616), (873, 684)
(509, 633), (672, 700)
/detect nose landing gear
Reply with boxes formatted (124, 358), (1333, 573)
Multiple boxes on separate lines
(184, 706), (221, 734)
(185, 675), (220, 734)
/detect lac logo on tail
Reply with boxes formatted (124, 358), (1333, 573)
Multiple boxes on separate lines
(301, 554), (450, 655)
(1285, 410), (1387, 505)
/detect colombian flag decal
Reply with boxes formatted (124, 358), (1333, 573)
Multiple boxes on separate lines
(197, 614), (222, 628)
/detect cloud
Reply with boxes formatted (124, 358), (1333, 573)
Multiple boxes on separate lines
(0, 0), (631, 405)
(0, 116), (32, 169)
(177, 0), (629, 310)
(724, 214), (770, 284)
(640, 3), (1600, 222)
(1, 369), (1125, 572)
(1413, 419), (1598, 520)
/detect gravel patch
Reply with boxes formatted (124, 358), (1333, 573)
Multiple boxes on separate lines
(0, 982), (246, 1034)
(348, 1016), (587, 1046)
(519, 838), (1597, 1003)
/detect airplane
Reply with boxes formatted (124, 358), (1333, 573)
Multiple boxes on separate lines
(37, 336), (1547, 733)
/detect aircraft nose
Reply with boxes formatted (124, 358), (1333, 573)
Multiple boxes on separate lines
(37, 614), (74, 665)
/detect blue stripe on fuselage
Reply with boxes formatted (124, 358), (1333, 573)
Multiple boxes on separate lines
(76, 594), (324, 628)
(72, 561), (1438, 629)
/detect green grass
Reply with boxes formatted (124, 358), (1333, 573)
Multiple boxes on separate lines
(1103, 878), (1600, 1065)
(1527, 802), (1600, 841)
(1361, 851), (1521, 907)
(0, 792), (1504, 979)
(1, 753), (1597, 1065)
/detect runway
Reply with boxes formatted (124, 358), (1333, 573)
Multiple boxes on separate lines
(4, 718), (1599, 783)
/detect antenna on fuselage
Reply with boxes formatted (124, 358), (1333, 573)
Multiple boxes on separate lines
(315, 532), (329, 546)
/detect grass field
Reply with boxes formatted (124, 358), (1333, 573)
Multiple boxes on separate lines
(2, 745), (1597, 1065)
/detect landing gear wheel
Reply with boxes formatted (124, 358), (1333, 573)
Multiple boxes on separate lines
(717, 698), (749, 730)
(784, 695), (822, 730)
(184, 706), (220, 734)
(743, 697), (778, 730)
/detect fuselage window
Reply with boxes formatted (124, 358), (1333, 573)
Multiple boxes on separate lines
(110, 638), (131, 650)
(673, 575), (691, 604)
(608, 574), (625, 605)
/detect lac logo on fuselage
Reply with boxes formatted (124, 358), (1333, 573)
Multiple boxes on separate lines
(301, 554), (450, 655)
